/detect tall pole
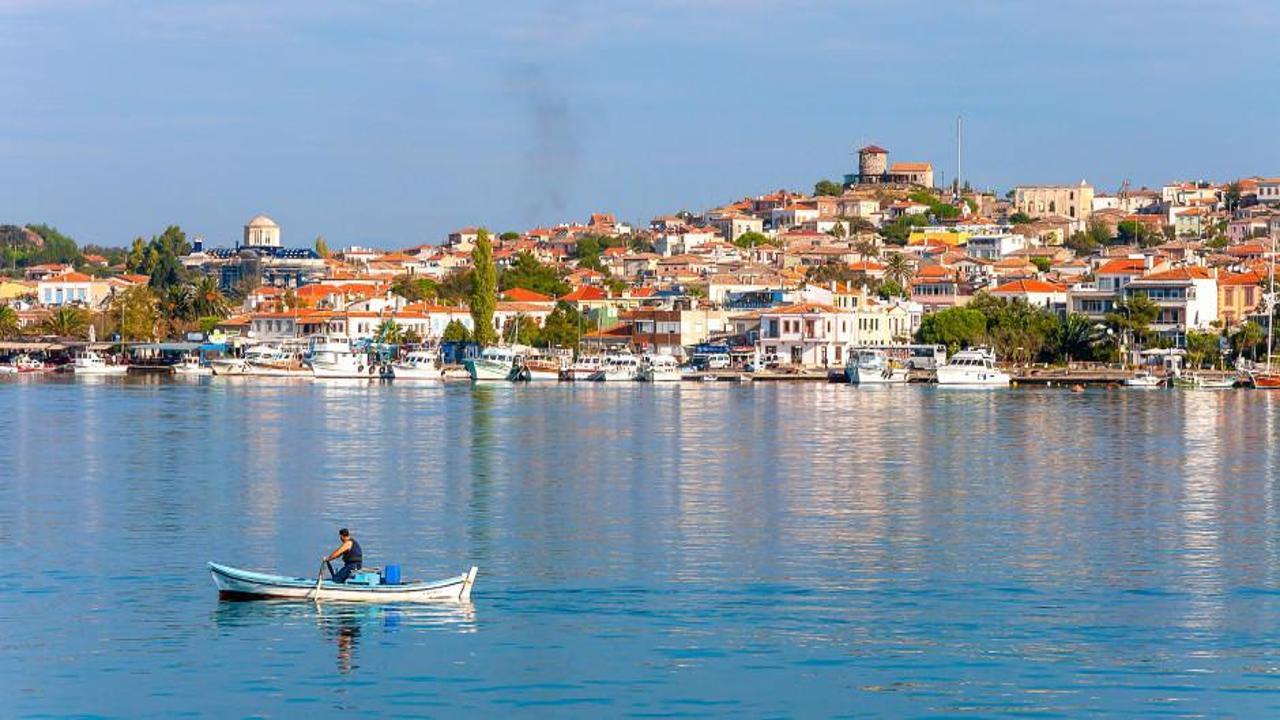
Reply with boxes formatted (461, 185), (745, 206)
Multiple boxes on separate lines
(955, 115), (962, 201)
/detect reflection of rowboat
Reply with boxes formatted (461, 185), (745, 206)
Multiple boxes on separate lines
(208, 562), (477, 603)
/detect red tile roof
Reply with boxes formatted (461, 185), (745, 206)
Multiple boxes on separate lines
(559, 286), (608, 302)
(991, 279), (1067, 294)
(502, 287), (554, 302)
(1096, 258), (1148, 275)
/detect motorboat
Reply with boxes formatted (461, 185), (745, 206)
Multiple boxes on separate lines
(1172, 372), (1236, 390)
(588, 352), (641, 381)
(310, 336), (381, 379)
(173, 352), (212, 376)
(639, 353), (681, 382)
(210, 345), (279, 376)
(391, 349), (442, 381)
(1123, 371), (1165, 388)
(0, 365), (16, 376)
(72, 351), (127, 376)
(846, 348), (909, 385)
(464, 346), (524, 381)
(12, 354), (46, 373)
(564, 355), (604, 381)
(208, 562), (477, 603)
(934, 348), (1010, 387)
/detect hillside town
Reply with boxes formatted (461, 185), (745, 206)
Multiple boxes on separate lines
(2, 143), (1279, 384)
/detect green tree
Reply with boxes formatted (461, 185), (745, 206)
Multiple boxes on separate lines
(42, 306), (90, 338)
(0, 304), (21, 338)
(916, 307), (987, 354)
(391, 275), (439, 303)
(732, 231), (774, 249)
(1224, 182), (1242, 211)
(314, 236), (330, 258)
(110, 286), (162, 341)
(883, 252), (914, 286)
(881, 214), (929, 245)
(500, 252), (569, 296)
(441, 319), (471, 342)
(1232, 321), (1266, 361)
(1116, 220), (1155, 247)
(1030, 257), (1052, 273)
(877, 279), (906, 299)
(854, 239), (879, 262)
(538, 302), (583, 349)
(806, 263), (872, 287)
(1105, 293), (1160, 351)
(1185, 330), (1222, 369)
(189, 276), (230, 318)
(437, 269), (474, 304)
(128, 225), (191, 289)
(498, 231), (521, 242)
(814, 179), (843, 196)
(1048, 313), (1102, 363)
(469, 229), (497, 345)
(375, 319), (405, 345)
(968, 293), (1058, 362)
(26, 224), (84, 266)
(1008, 211), (1033, 225)
(501, 315), (540, 346)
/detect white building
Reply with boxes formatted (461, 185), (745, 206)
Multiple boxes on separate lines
(966, 233), (1030, 260)
(1124, 267), (1218, 344)
(243, 215), (281, 248)
(756, 301), (858, 367)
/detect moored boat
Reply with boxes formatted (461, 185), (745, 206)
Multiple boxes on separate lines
(934, 348), (1010, 387)
(564, 355), (603, 381)
(1123, 371), (1165, 388)
(588, 352), (641, 381)
(310, 336), (381, 379)
(173, 352), (212, 376)
(639, 353), (681, 382)
(391, 349), (443, 381)
(208, 562), (477, 603)
(846, 348), (909, 385)
(464, 346), (524, 381)
(72, 351), (128, 376)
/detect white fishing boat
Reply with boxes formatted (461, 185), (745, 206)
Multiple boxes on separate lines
(210, 345), (279, 376)
(1123, 371), (1165, 388)
(589, 352), (641, 382)
(391, 349), (442, 381)
(208, 562), (477, 603)
(12, 354), (46, 373)
(0, 365), (16, 376)
(934, 348), (1010, 387)
(464, 346), (524, 381)
(173, 352), (212, 376)
(72, 351), (128, 376)
(310, 336), (380, 379)
(1172, 372), (1236, 390)
(565, 355), (604, 381)
(639, 353), (682, 382)
(846, 348), (909, 385)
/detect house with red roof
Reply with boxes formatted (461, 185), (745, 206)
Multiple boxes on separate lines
(1124, 266), (1219, 343)
(756, 301), (858, 367)
(991, 278), (1068, 310)
(1218, 270), (1265, 327)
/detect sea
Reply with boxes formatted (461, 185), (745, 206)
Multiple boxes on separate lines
(3, 376), (1280, 717)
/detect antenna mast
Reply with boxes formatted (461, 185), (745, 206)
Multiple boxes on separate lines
(954, 115), (963, 201)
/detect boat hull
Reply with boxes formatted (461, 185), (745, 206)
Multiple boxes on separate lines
(935, 368), (1010, 386)
(208, 562), (477, 603)
(74, 366), (128, 376)
(464, 359), (516, 381)
(848, 366), (909, 384)
(391, 365), (442, 381)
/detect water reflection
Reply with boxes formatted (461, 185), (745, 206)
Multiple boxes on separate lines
(212, 601), (477, 674)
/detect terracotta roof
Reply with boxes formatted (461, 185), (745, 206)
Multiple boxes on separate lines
(890, 162), (932, 172)
(501, 287), (554, 303)
(41, 272), (93, 283)
(559, 286), (609, 302)
(762, 301), (843, 315)
(1097, 258), (1149, 275)
(1219, 270), (1264, 286)
(860, 145), (889, 154)
(992, 279), (1067, 294)
(1137, 267), (1214, 282)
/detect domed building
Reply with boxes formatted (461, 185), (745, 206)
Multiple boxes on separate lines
(243, 214), (281, 248)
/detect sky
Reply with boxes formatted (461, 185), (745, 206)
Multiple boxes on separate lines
(3, 0), (1279, 249)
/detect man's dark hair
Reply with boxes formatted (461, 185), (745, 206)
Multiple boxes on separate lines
(339, 528), (350, 537)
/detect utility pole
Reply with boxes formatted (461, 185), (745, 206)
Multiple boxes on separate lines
(955, 115), (963, 202)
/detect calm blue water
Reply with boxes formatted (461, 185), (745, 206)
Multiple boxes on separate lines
(3, 376), (1280, 718)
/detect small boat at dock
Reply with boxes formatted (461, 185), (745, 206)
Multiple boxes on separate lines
(208, 562), (478, 603)
(1123, 371), (1165, 388)
(72, 351), (128, 376)
(846, 348), (908, 385)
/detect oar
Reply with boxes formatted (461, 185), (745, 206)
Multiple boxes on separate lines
(312, 561), (325, 603)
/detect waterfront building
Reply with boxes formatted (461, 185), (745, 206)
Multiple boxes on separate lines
(756, 301), (858, 367)
(910, 265), (972, 311)
(1217, 270), (1264, 327)
(1123, 266), (1219, 345)
(990, 279), (1069, 312)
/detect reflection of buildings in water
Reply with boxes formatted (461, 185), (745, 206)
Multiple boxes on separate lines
(1178, 392), (1226, 631)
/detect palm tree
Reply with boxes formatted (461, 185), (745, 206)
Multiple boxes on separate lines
(0, 305), (19, 339)
(854, 239), (879, 264)
(189, 276), (229, 318)
(883, 252), (914, 287)
(375, 319), (405, 345)
(1050, 313), (1101, 363)
(42, 306), (90, 338)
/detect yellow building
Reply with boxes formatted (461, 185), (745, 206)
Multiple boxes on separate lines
(907, 231), (969, 247)
(0, 279), (34, 302)
(1013, 182), (1094, 221)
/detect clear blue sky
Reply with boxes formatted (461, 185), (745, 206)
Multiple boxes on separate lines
(2, 1), (1277, 249)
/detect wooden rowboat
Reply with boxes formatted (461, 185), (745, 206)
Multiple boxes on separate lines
(208, 562), (477, 603)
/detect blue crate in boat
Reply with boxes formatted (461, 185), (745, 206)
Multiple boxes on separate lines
(348, 571), (380, 586)
(382, 564), (401, 585)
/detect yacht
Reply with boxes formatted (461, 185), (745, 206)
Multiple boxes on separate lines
(72, 351), (127, 376)
(846, 349), (908, 385)
(639, 353), (682, 382)
(565, 355), (604, 381)
(173, 353), (212, 376)
(310, 336), (380, 379)
(589, 352), (641, 382)
(210, 345), (278, 376)
(464, 346), (524, 381)
(391, 349), (442, 381)
(934, 348), (1010, 387)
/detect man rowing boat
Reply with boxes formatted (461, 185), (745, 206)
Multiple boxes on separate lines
(323, 528), (363, 583)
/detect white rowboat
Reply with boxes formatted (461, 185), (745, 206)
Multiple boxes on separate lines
(208, 562), (477, 603)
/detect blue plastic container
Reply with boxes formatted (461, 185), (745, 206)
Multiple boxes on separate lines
(383, 564), (401, 585)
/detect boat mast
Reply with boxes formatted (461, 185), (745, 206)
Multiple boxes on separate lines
(1269, 232), (1276, 373)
